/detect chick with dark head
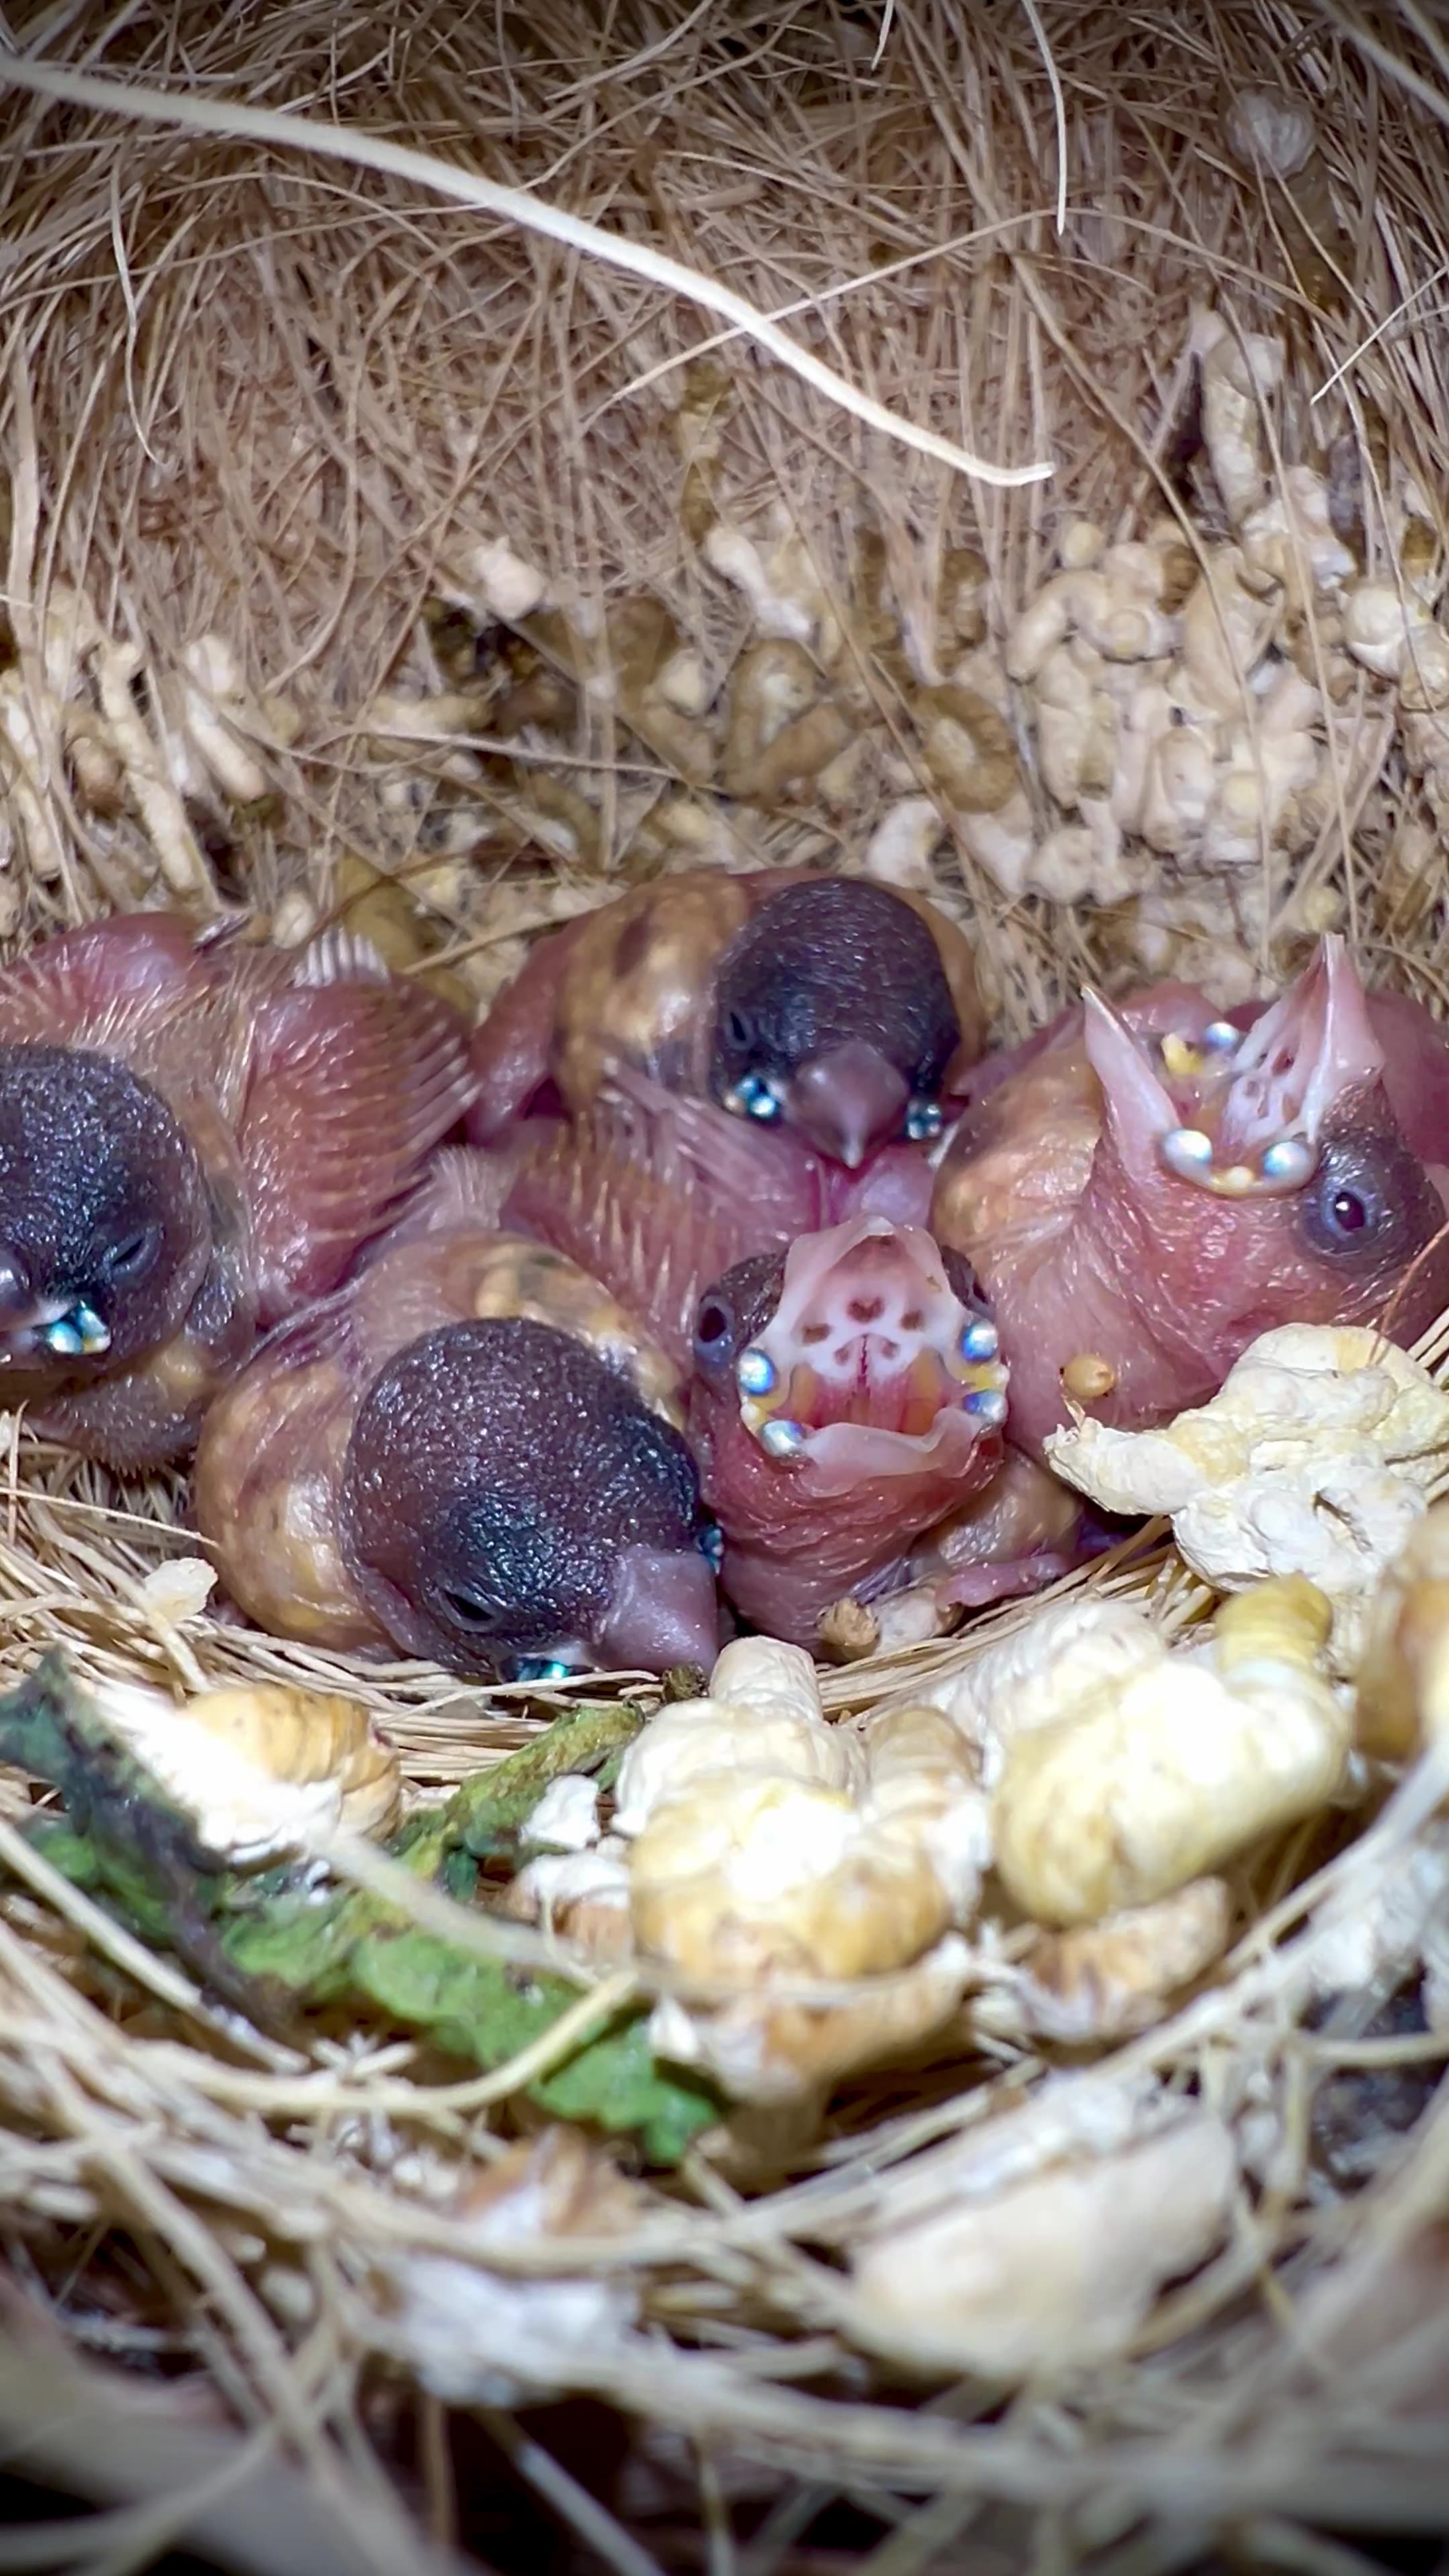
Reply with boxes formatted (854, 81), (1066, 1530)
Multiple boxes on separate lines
(0, 1044), (209, 1375)
(464, 871), (988, 1366)
(708, 877), (964, 1165)
(341, 1316), (715, 1676)
(470, 867), (985, 1148)
(0, 910), (476, 1464)
(195, 1221), (718, 1681)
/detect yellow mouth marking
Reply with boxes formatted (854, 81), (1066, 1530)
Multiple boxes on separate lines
(1159, 1031), (1205, 1081)
(1152, 1024), (1319, 1199)
(739, 1346), (1006, 1442)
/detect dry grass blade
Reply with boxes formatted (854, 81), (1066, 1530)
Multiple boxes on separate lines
(0, 51), (1052, 493)
(0, 2320), (480, 2576)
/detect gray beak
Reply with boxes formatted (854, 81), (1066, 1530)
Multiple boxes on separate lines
(783, 1043), (910, 1169)
(595, 1544), (721, 1674)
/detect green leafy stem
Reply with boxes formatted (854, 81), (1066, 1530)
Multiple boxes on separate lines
(0, 1654), (718, 2164)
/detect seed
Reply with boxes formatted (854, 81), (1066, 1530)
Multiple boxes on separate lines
(1062, 1351), (1117, 1402)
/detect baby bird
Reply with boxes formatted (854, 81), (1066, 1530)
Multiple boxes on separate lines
(193, 1206), (719, 1682)
(470, 867), (986, 1166)
(684, 1210), (1009, 1646)
(464, 871), (985, 1364)
(932, 938), (1449, 1453)
(0, 911), (476, 1466)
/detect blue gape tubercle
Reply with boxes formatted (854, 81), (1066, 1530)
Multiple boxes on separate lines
(42, 1298), (112, 1358)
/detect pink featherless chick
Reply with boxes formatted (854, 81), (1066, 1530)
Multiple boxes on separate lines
(0, 911), (476, 1466)
(374, 1152), (1022, 1650)
(682, 1208), (1012, 1648)
(463, 871), (989, 1345)
(194, 1171), (720, 1683)
(932, 936), (1449, 1456)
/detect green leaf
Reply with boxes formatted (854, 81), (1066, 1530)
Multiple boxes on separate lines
(1, 1658), (717, 2163)
(355, 1926), (716, 2161)
(446, 1699), (644, 1859)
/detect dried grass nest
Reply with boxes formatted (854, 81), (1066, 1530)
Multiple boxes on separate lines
(3, 5), (1449, 2571)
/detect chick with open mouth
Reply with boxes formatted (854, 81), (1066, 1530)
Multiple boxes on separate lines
(684, 1210), (1008, 1648)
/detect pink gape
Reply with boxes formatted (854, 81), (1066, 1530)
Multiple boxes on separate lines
(933, 937), (1449, 1454)
(686, 1210), (1008, 1646)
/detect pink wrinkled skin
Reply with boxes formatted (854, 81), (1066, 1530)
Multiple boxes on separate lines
(932, 942), (1449, 1454)
(455, 1072), (937, 1371)
(0, 912), (475, 1465)
(686, 1213), (1007, 1646)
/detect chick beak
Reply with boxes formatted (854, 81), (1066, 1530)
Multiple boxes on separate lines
(783, 1044), (910, 1169)
(596, 1544), (721, 1675)
(1081, 990), (1183, 1183)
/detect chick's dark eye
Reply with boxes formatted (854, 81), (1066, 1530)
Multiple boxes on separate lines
(724, 1007), (753, 1053)
(1305, 1173), (1383, 1254)
(439, 1586), (510, 1632)
(99, 1226), (158, 1282)
(694, 1294), (737, 1366)
(1299, 1136), (1403, 1261)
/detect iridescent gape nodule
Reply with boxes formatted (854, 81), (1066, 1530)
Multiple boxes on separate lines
(1140, 938), (1376, 1199)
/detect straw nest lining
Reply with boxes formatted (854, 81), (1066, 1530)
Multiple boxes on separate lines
(3, 3), (1449, 2569)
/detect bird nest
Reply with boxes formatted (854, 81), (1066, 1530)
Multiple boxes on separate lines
(2, 4), (1449, 2570)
